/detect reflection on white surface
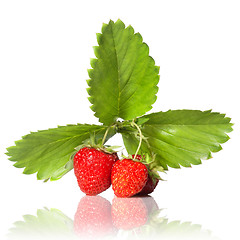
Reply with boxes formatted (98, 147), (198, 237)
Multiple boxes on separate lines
(7, 196), (220, 240)
(7, 207), (76, 240)
(74, 195), (116, 239)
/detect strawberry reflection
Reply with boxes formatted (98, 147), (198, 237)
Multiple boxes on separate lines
(8, 196), (220, 240)
(74, 195), (116, 239)
(111, 196), (158, 230)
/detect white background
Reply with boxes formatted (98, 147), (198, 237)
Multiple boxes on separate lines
(0, 0), (240, 239)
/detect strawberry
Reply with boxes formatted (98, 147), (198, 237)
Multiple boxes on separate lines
(73, 147), (118, 195)
(137, 175), (159, 195)
(74, 196), (116, 239)
(132, 155), (159, 195)
(111, 158), (148, 197)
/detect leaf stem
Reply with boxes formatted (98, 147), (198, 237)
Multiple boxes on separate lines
(102, 124), (113, 145)
(131, 121), (143, 160)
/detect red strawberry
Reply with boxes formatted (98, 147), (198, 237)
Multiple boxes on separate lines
(133, 154), (143, 161)
(74, 196), (116, 239)
(111, 196), (159, 230)
(111, 159), (148, 198)
(132, 155), (159, 195)
(137, 175), (159, 195)
(73, 147), (118, 195)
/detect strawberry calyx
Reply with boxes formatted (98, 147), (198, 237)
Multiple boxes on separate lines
(129, 154), (166, 182)
(69, 133), (120, 165)
(148, 168), (165, 183)
(75, 143), (120, 155)
(74, 130), (120, 154)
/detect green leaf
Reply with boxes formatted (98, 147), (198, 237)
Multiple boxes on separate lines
(6, 124), (116, 181)
(121, 110), (233, 170)
(87, 19), (160, 125)
(136, 117), (150, 126)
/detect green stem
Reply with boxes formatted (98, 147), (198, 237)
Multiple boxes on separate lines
(131, 121), (143, 160)
(102, 125), (113, 145)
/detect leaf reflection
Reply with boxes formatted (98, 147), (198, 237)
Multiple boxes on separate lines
(7, 196), (220, 240)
